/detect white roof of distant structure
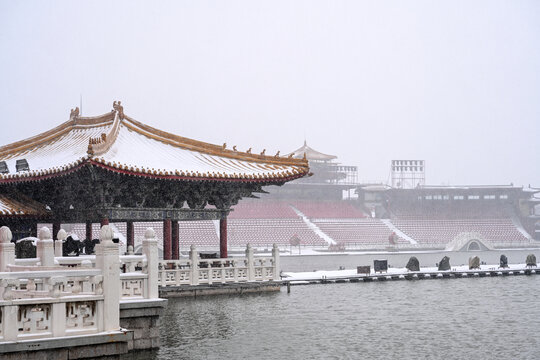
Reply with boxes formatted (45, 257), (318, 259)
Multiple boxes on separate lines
(0, 102), (309, 184)
(287, 141), (337, 162)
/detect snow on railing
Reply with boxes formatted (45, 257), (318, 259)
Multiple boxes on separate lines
(158, 243), (280, 286)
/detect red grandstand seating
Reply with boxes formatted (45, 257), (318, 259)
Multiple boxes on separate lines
(313, 219), (406, 245)
(292, 201), (366, 219)
(387, 200), (531, 245)
(229, 200), (298, 219)
(228, 219), (326, 246)
(388, 201), (510, 220)
(391, 219), (528, 245)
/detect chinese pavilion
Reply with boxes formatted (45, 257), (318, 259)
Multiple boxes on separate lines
(0, 102), (309, 258)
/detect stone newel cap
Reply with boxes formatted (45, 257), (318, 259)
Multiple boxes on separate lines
(100, 225), (114, 244)
(38, 226), (52, 241)
(57, 229), (68, 241)
(144, 228), (156, 239)
(0, 226), (12, 243)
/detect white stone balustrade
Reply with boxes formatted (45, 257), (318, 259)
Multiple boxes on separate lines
(158, 243), (280, 287)
(0, 225), (124, 342)
(0, 224), (162, 347)
(0, 268), (105, 341)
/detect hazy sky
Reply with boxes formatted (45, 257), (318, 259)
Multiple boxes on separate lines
(1, 1), (538, 187)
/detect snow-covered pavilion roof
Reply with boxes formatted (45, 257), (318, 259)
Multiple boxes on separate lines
(0, 194), (49, 217)
(287, 141), (337, 162)
(0, 102), (309, 184)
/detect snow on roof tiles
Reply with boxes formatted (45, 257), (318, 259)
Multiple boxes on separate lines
(0, 194), (49, 217)
(0, 103), (309, 183)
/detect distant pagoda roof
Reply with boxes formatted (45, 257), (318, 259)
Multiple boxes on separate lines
(287, 141), (337, 162)
(0, 102), (309, 184)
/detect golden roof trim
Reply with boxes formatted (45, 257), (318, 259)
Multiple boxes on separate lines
(0, 112), (114, 159)
(123, 116), (309, 168)
(0, 193), (50, 217)
(87, 112), (122, 156)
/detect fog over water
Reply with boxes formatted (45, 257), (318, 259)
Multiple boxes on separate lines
(1, 1), (539, 186)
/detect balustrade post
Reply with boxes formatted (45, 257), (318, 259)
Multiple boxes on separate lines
(37, 226), (55, 267)
(50, 277), (67, 337)
(95, 225), (120, 331)
(55, 229), (67, 258)
(1, 278), (19, 341)
(261, 258), (267, 281)
(272, 243), (280, 281)
(220, 262), (226, 284)
(159, 263), (167, 286)
(189, 244), (199, 285)
(143, 227), (159, 299)
(246, 244), (255, 281)
(233, 259), (238, 282)
(3, 304), (17, 341)
(0, 226), (15, 271)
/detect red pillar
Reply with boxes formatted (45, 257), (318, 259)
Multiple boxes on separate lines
(85, 221), (93, 240)
(220, 217), (228, 258)
(127, 221), (134, 251)
(52, 221), (61, 240)
(101, 218), (109, 227)
(163, 219), (172, 260)
(172, 220), (179, 260)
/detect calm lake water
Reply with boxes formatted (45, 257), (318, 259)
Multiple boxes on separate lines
(128, 251), (540, 360)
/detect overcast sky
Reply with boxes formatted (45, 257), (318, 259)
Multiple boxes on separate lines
(1, 0), (538, 187)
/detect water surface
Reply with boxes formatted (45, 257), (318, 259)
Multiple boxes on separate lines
(132, 273), (540, 359)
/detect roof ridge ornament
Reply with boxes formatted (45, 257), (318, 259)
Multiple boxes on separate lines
(70, 107), (80, 121)
(112, 101), (124, 120)
(87, 104), (123, 157)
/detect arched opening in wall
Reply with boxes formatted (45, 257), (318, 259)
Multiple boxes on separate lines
(467, 241), (481, 251)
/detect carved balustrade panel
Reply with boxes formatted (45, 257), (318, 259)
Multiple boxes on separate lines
(1, 273), (103, 301)
(198, 269), (210, 283)
(210, 269), (223, 282)
(121, 278), (144, 298)
(236, 268), (247, 281)
(18, 304), (52, 337)
(165, 271), (178, 285)
(224, 268), (235, 280)
(253, 267), (263, 279)
(66, 301), (98, 332)
(176, 270), (191, 284)
(120, 255), (146, 273)
(264, 267), (274, 279)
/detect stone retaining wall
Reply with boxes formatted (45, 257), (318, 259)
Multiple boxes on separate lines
(119, 299), (168, 350)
